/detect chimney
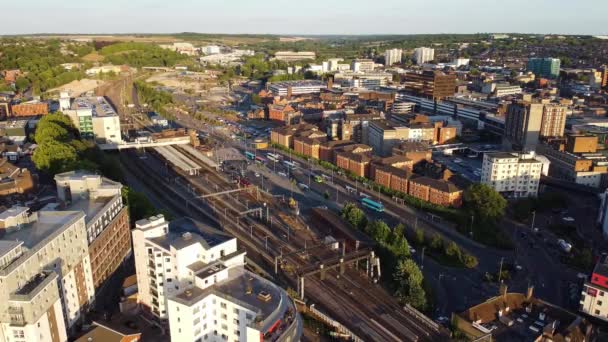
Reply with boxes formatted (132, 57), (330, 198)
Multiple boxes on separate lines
(526, 285), (534, 300)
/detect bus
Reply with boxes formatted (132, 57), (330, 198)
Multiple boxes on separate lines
(283, 160), (298, 170)
(245, 151), (255, 160)
(361, 197), (384, 212)
(266, 153), (281, 162)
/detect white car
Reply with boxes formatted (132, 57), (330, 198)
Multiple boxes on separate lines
(409, 247), (416, 254)
(254, 172), (260, 177)
(562, 217), (575, 223)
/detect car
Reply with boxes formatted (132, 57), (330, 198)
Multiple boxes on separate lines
(254, 172), (260, 177)
(562, 217), (575, 223)
(409, 247), (416, 254)
(277, 172), (287, 177)
(533, 227), (540, 233)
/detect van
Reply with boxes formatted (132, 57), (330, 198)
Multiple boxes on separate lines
(278, 172), (287, 177)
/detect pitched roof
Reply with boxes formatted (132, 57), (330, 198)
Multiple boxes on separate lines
(409, 176), (462, 193)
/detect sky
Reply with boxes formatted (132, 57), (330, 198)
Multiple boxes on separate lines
(1, 0), (607, 36)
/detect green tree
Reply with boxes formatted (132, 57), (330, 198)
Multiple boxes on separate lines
(32, 141), (77, 175)
(366, 220), (391, 244)
(341, 202), (367, 231)
(444, 241), (462, 259)
(461, 253), (479, 269)
(15, 77), (30, 92)
(394, 259), (426, 310)
(121, 187), (158, 223)
(464, 184), (507, 223)
(430, 233), (444, 250)
(34, 121), (70, 144)
(414, 228), (425, 246)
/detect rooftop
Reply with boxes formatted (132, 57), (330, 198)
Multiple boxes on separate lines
(71, 96), (117, 117)
(149, 217), (232, 251)
(268, 80), (326, 88)
(0, 210), (84, 249)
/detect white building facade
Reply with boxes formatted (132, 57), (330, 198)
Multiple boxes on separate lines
(414, 47), (435, 64)
(384, 49), (403, 66)
(481, 152), (544, 198)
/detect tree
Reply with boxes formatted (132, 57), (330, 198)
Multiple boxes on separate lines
(461, 253), (479, 269)
(430, 233), (444, 250)
(394, 259), (427, 310)
(34, 121), (70, 144)
(15, 77), (30, 92)
(341, 202), (367, 231)
(121, 187), (158, 223)
(444, 241), (462, 259)
(414, 228), (425, 246)
(464, 184), (507, 223)
(366, 220), (391, 244)
(32, 141), (77, 175)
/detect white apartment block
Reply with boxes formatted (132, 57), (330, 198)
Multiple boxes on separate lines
(413, 47), (435, 64)
(481, 152), (544, 198)
(132, 215), (301, 342)
(580, 258), (608, 322)
(202, 45), (221, 55)
(384, 49), (403, 66)
(268, 80), (327, 96)
(0, 207), (95, 342)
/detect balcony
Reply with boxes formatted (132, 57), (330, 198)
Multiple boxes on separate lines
(8, 307), (26, 326)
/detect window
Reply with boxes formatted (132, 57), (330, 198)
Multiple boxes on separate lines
(595, 310), (601, 315)
(600, 291), (605, 297)
(598, 301), (603, 306)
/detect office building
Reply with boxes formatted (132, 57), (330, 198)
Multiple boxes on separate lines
(368, 121), (409, 157)
(536, 135), (608, 188)
(580, 257), (608, 322)
(402, 71), (456, 100)
(384, 49), (403, 66)
(481, 152), (543, 198)
(334, 71), (392, 89)
(65, 96), (122, 144)
(413, 47), (435, 64)
(0, 206), (95, 342)
(526, 58), (561, 79)
(351, 59), (375, 72)
(132, 215), (301, 341)
(52, 171), (131, 289)
(268, 80), (327, 97)
(274, 51), (316, 62)
(504, 102), (544, 151)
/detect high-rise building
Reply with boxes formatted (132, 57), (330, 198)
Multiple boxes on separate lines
(0, 207), (94, 342)
(539, 104), (567, 138)
(413, 47), (435, 64)
(504, 102), (544, 151)
(53, 171), (131, 289)
(481, 152), (543, 198)
(132, 215), (302, 341)
(526, 58), (561, 79)
(384, 49), (403, 66)
(351, 59), (375, 72)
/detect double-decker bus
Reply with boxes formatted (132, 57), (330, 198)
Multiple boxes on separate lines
(360, 197), (384, 212)
(266, 153), (281, 162)
(245, 151), (255, 160)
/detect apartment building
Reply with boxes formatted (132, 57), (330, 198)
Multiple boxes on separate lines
(580, 257), (608, 322)
(408, 176), (463, 207)
(527, 58), (560, 79)
(293, 136), (325, 160)
(335, 152), (372, 178)
(0, 206), (95, 342)
(270, 124), (320, 149)
(539, 104), (567, 138)
(384, 49), (403, 66)
(481, 152), (543, 198)
(267, 104), (302, 124)
(0, 158), (35, 196)
(53, 171), (131, 289)
(368, 121), (409, 157)
(132, 215), (301, 341)
(392, 141), (433, 166)
(372, 165), (413, 194)
(344, 113), (383, 144)
(351, 59), (376, 72)
(318, 140), (355, 163)
(413, 47), (435, 64)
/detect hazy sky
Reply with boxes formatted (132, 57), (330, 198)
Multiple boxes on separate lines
(2, 0), (606, 35)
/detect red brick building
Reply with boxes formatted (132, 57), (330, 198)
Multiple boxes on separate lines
(294, 136), (326, 159)
(10, 102), (49, 117)
(408, 176), (463, 207)
(268, 103), (301, 124)
(319, 140), (354, 163)
(335, 151), (372, 178)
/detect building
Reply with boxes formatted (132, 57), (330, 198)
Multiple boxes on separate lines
(504, 102), (544, 151)
(52, 171), (131, 289)
(368, 121), (409, 157)
(318, 140), (355, 163)
(403, 71), (456, 100)
(85, 65), (125, 76)
(527, 58), (561, 79)
(408, 176), (463, 207)
(413, 47), (435, 64)
(481, 152), (543, 198)
(0, 158), (35, 196)
(335, 151), (372, 178)
(65, 96), (122, 144)
(268, 104), (301, 124)
(270, 124), (321, 149)
(392, 141), (433, 166)
(580, 257), (608, 322)
(10, 102), (48, 117)
(539, 104), (567, 139)
(536, 136), (608, 188)
(274, 51), (316, 62)
(0, 206), (94, 342)
(132, 215), (301, 341)
(201, 45), (221, 55)
(372, 165), (413, 194)
(0, 102), (9, 120)
(351, 59), (375, 72)
(454, 285), (597, 341)
(391, 101), (415, 114)
(334, 71), (393, 89)
(75, 320), (141, 342)
(384, 49), (403, 66)
(268, 80), (327, 97)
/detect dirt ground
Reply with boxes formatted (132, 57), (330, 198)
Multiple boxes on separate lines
(49, 78), (106, 97)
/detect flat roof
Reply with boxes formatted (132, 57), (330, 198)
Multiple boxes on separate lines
(1, 210), (84, 249)
(64, 195), (115, 223)
(71, 96), (117, 117)
(149, 217), (232, 251)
